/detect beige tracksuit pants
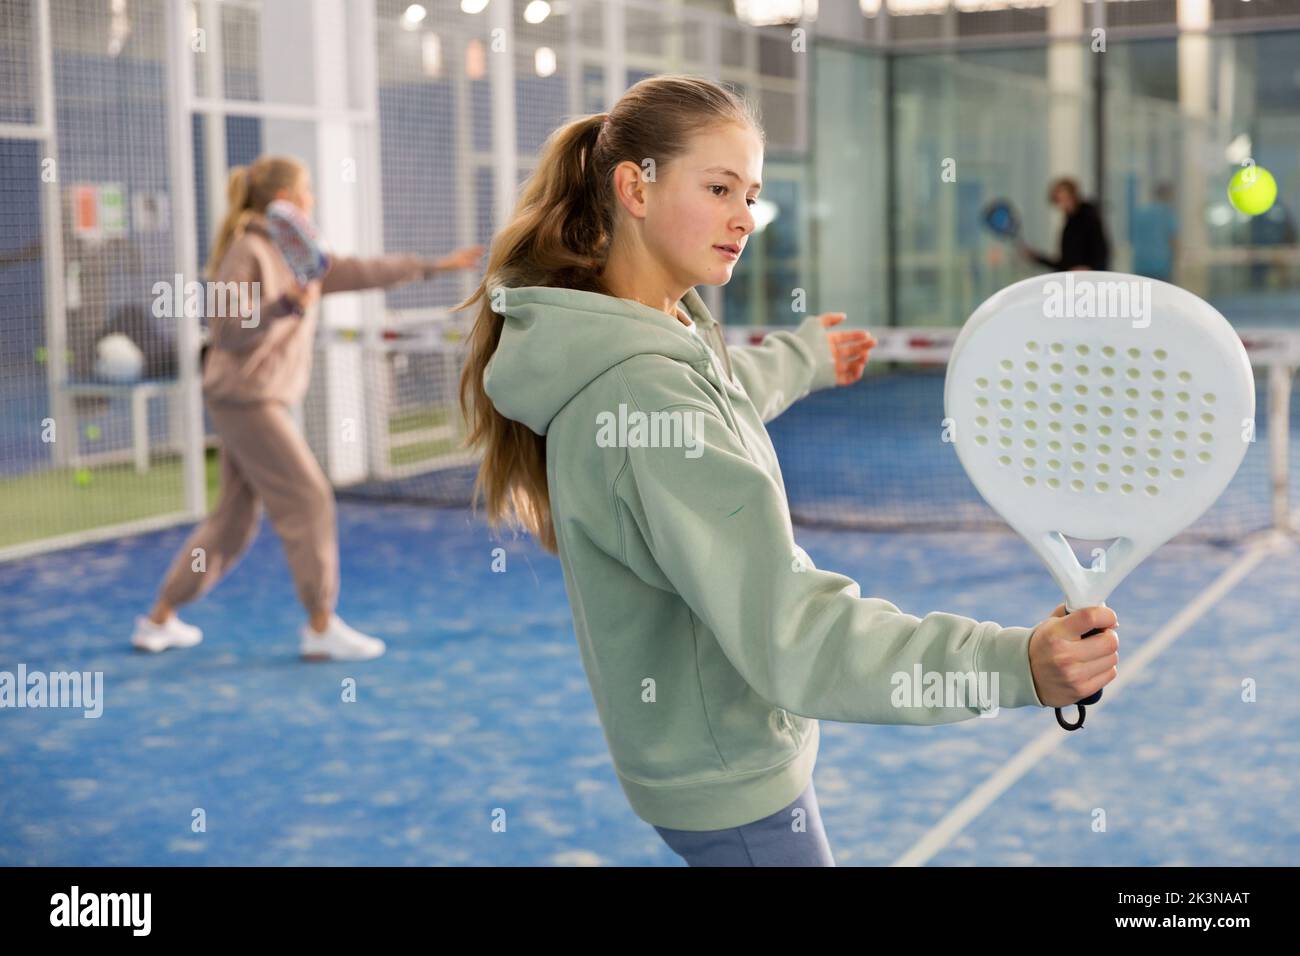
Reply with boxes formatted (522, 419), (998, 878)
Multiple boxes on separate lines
(157, 399), (338, 616)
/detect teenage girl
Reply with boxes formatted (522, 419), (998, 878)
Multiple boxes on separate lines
(458, 76), (1119, 865)
(133, 154), (483, 660)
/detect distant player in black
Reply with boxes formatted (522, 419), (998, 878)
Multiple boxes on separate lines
(1019, 177), (1110, 272)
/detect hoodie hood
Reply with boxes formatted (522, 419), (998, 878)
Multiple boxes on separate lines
(483, 285), (721, 435)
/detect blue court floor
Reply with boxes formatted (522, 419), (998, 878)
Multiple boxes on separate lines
(1, 500), (1296, 865)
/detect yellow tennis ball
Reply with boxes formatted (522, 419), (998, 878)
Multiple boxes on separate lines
(1228, 166), (1277, 216)
(74, 468), (92, 486)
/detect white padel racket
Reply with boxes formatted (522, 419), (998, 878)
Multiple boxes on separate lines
(945, 272), (1254, 730)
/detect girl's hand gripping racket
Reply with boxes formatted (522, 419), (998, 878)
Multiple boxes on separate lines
(944, 272), (1254, 730)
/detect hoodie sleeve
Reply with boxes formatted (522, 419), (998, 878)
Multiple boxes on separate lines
(726, 313), (839, 423)
(612, 369), (1045, 723)
(204, 238), (299, 355)
(321, 253), (435, 294)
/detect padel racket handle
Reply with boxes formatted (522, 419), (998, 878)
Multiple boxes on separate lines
(1055, 625), (1106, 731)
(1077, 626), (1105, 706)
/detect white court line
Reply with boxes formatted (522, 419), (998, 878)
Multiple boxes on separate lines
(891, 524), (1296, 867)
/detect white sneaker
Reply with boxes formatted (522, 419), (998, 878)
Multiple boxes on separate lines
(132, 614), (203, 653)
(299, 615), (386, 661)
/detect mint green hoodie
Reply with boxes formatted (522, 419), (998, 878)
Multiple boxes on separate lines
(483, 285), (1045, 831)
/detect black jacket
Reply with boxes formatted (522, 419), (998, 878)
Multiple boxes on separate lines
(1032, 200), (1110, 271)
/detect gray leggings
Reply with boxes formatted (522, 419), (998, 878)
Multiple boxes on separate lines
(654, 780), (835, 866)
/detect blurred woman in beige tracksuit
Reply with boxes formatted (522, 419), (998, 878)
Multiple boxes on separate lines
(132, 155), (483, 660)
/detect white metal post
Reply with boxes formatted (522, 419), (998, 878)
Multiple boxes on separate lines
(165, 0), (209, 518)
(1269, 362), (1292, 532)
(490, 0), (518, 230)
(35, 0), (72, 469)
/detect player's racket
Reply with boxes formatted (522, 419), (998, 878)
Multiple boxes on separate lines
(981, 199), (1022, 241)
(945, 272), (1254, 730)
(265, 199), (330, 288)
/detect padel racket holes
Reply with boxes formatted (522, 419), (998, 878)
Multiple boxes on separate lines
(976, 377), (988, 389)
(1070, 479), (1085, 492)
(1203, 392), (1217, 405)
(1120, 483), (1134, 494)
(1050, 363), (1064, 375)
(1096, 482), (1110, 493)
(1198, 451), (1212, 462)
(1198, 432), (1213, 444)
(1145, 485), (1159, 496)
(1101, 346), (1116, 358)
(1097, 462), (1111, 474)
(1026, 341), (1040, 353)
(975, 435), (989, 445)
(1127, 348), (1140, 359)
(1046, 477), (1060, 489)
(1098, 444), (1112, 455)
(1172, 468), (1185, 479)
(1076, 345), (1090, 356)
(1076, 365), (1089, 376)
(1201, 412), (1215, 424)
(1154, 349), (1168, 361)
(1050, 343), (1064, 355)
(1023, 476), (1037, 487)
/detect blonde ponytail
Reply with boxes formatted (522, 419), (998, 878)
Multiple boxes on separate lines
(205, 155), (307, 278)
